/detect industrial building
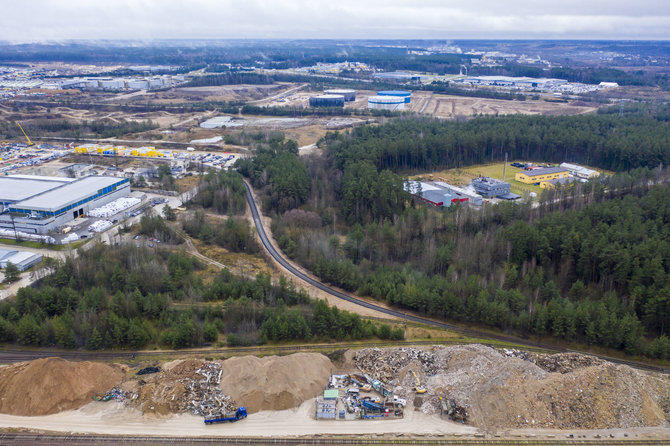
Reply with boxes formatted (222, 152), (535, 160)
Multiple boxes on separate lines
(405, 181), (482, 207)
(515, 167), (569, 184)
(372, 72), (422, 83)
(540, 177), (578, 189)
(367, 96), (405, 111)
(560, 162), (600, 180)
(324, 89), (356, 101)
(0, 249), (42, 271)
(0, 175), (130, 234)
(309, 94), (345, 107)
(377, 90), (411, 103)
(471, 177), (519, 200)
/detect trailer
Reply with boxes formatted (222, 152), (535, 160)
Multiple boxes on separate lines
(204, 407), (248, 424)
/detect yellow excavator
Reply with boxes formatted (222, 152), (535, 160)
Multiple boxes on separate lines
(16, 122), (34, 147)
(411, 370), (427, 394)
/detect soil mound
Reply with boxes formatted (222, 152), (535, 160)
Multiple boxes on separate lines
(354, 345), (670, 431)
(0, 357), (124, 416)
(219, 353), (332, 413)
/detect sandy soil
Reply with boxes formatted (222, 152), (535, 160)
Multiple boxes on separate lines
(271, 88), (598, 117)
(0, 399), (476, 437)
(0, 400), (667, 440)
(405, 92), (598, 117)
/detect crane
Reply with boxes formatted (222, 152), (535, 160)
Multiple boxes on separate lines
(16, 122), (34, 147)
(411, 370), (427, 394)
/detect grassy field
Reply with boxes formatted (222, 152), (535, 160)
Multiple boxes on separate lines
(411, 161), (543, 196)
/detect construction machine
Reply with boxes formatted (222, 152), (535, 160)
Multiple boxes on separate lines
(16, 122), (34, 146)
(411, 370), (427, 394)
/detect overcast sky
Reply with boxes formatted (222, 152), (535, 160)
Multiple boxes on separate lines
(2, 0), (670, 42)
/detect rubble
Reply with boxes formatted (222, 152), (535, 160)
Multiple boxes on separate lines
(353, 347), (438, 383)
(442, 398), (468, 423)
(527, 352), (605, 374)
(123, 360), (236, 417)
(499, 348), (605, 373)
(94, 387), (126, 402)
(351, 345), (670, 431)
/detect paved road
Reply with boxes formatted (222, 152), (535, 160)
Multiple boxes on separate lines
(242, 180), (670, 375)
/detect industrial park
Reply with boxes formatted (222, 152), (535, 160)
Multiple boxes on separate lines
(0, 5), (669, 442)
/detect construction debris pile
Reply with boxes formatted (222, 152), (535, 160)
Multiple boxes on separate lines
(122, 360), (236, 417)
(499, 349), (605, 374)
(351, 345), (670, 431)
(353, 347), (439, 382)
(184, 362), (236, 417)
(528, 352), (606, 374)
(94, 387), (126, 402)
(442, 398), (468, 423)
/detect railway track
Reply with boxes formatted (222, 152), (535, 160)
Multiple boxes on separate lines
(1, 433), (669, 445)
(242, 180), (670, 375)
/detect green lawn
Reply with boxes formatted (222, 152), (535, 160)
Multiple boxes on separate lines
(411, 161), (543, 196)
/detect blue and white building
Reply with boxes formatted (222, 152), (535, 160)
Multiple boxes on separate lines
(0, 175), (130, 234)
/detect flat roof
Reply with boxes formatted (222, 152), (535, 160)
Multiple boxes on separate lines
(0, 249), (18, 261)
(378, 90), (411, 95)
(12, 176), (127, 212)
(473, 176), (509, 186)
(518, 167), (568, 177)
(323, 389), (339, 399)
(0, 176), (71, 202)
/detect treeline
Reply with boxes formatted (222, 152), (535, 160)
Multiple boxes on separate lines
(190, 169), (247, 215)
(236, 109), (670, 359)
(272, 162), (670, 358)
(549, 67), (653, 87)
(421, 81), (527, 101)
(0, 243), (395, 349)
(1, 118), (157, 139)
(236, 136), (311, 214)
(183, 211), (259, 254)
(323, 114), (670, 174)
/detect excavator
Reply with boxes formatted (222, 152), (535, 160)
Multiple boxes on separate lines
(16, 122), (34, 147)
(411, 370), (427, 394)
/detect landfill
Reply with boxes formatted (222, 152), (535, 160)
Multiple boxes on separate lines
(122, 360), (237, 417)
(88, 197), (141, 218)
(352, 345), (670, 430)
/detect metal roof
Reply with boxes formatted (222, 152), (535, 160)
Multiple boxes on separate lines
(377, 90), (411, 96)
(0, 176), (71, 202)
(0, 249), (18, 261)
(518, 167), (568, 178)
(12, 176), (125, 212)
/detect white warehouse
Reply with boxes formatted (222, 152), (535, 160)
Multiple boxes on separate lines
(0, 175), (131, 235)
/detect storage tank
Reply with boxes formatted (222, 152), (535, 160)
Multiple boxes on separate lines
(324, 89), (356, 101)
(128, 79), (150, 90)
(377, 90), (411, 103)
(367, 96), (405, 111)
(309, 94), (345, 107)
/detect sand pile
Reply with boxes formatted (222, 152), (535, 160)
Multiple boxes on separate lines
(354, 345), (670, 431)
(219, 353), (333, 413)
(0, 357), (124, 416)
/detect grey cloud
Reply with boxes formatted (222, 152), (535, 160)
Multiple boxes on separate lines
(2, 0), (669, 41)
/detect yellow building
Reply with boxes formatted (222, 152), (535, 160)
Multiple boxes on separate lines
(515, 167), (569, 184)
